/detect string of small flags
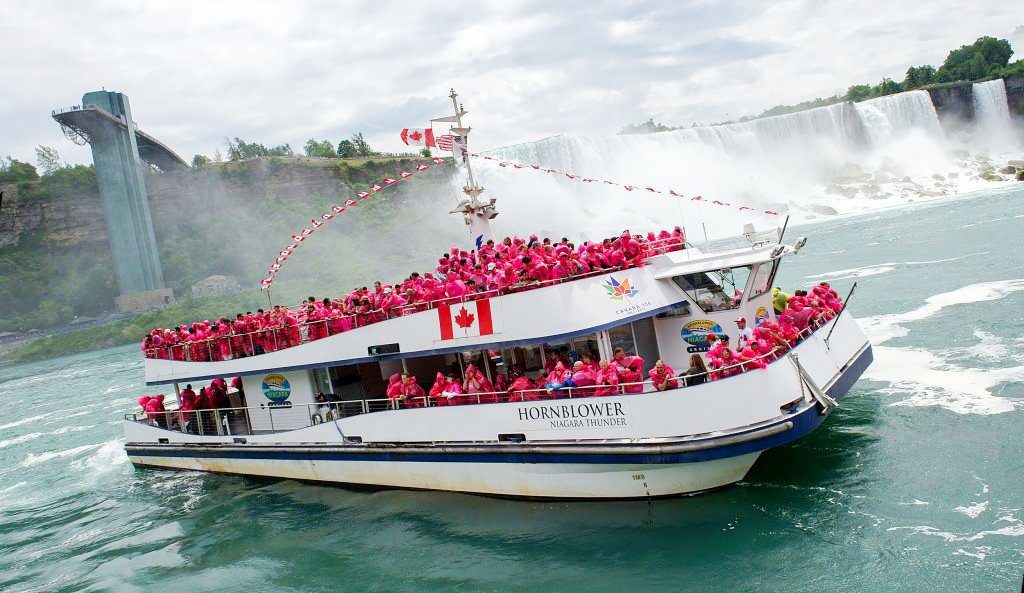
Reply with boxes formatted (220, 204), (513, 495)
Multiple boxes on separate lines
(467, 153), (781, 218)
(259, 157), (448, 290)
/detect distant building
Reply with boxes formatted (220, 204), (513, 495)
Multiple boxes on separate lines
(114, 288), (175, 314)
(191, 275), (241, 297)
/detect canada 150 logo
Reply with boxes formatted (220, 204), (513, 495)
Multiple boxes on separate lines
(603, 276), (640, 300)
(681, 320), (724, 353)
(261, 373), (291, 403)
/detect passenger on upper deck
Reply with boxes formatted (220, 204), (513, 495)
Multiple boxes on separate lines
(649, 360), (678, 391)
(594, 360), (620, 396)
(613, 348), (645, 394)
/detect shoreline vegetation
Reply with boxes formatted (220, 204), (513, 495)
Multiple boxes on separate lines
(620, 35), (1023, 133)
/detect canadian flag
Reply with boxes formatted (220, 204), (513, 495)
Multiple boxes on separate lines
(400, 128), (436, 147)
(416, 164), (430, 171)
(431, 157), (446, 164)
(370, 184), (383, 192)
(382, 177), (397, 186)
(322, 213), (334, 220)
(311, 218), (323, 228)
(400, 171), (413, 178)
(345, 199), (358, 206)
(356, 192), (370, 199)
(332, 204), (345, 213)
(291, 234), (306, 243)
(438, 299), (495, 340)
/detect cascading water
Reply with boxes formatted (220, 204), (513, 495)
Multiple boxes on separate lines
(478, 85), (1018, 239)
(972, 79), (1017, 151)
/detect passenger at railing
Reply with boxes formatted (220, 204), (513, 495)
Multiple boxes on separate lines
(706, 333), (723, 360)
(612, 348), (645, 394)
(738, 345), (767, 371)
(772, 287), (791, 313)
(179, 384), (198, 410)
(735, 317), (754, 350)
(581, 352), (600, 373)
(649, 360), (678, 391)
(594, 360), (621, 396)
(400, 373), (427, 408)
(463, 365), (498, 403)
(442, 373), (469, 405)
(506, 370), (541, 402)
(570, 361), (598, 395)
(682, 354), (708, 386)
(428, 372), (449, 406)
(385, 373), (405, 408)
(144, 394), (167, 428)
(544, 361), (572, 396)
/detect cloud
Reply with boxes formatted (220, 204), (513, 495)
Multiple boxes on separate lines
(0, 0), (1018, 166)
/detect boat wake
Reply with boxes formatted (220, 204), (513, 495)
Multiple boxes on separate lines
(859, 279), (1024, 415)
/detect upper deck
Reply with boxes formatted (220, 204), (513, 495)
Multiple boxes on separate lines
(143, 242), (794, 385)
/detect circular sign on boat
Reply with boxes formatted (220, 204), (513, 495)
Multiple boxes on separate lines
(755, 306), (769, 326)
(261, 373), (291, 403)
(681, 319), (724, 353)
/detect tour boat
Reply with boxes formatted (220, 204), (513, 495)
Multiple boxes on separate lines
(123, 92), (873, 499)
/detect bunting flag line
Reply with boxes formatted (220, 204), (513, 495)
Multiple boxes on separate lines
(468, 153), (781, 218)
(260, 159), (447, 290)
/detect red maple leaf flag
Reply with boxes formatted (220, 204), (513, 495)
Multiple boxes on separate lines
(437, 298), (495, 340)
(345, 199), (358, 206)
(311, 218), (323, 228)
(400, 128), (436, 147)
(431, 157), (446, 164)
(400, 171), (413, 178)
(370, 184), (383, 192)
(416, 164), (430, 171)
(291, 234), (306, 242)
(356, 192), (370, 199)
(332, 205), (345, 213)
(322, 213), (334, 220)
(382, 177), (397, 186)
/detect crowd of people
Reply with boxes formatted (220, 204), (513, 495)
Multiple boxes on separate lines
(141, 228), (686, 360)
(137, 281), (845, 427)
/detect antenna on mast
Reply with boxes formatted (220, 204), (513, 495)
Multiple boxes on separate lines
(438, 89), (498, 249)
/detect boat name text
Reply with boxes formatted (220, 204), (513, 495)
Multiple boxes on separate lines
(518, 402), (628, 429)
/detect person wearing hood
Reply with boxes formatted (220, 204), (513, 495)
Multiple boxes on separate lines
(144, 394), (167, 428)
(506, 372), (540, 402)
(545, 361), (573, 394)
(649, 360), (678, 391)
(612, 348), (645, 393)
(385, 373), (405, 408)
(443, 373), (468, 405)
(428, 372), (449, 406)
(400, 373), (426, 408)
(570, 361), (598, 395)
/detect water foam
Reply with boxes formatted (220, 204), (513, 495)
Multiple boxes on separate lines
(954, 501), (991, 519)
(0, 432), (44, 449)
(0, 412), (55, 431)
(21, 443), (103, 467)
(859, 279), (1024, 345)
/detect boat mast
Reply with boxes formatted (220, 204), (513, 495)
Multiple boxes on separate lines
(443, 89), (498, 249)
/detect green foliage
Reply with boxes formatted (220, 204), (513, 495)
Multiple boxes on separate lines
(420, 147), (432, 158)
(935, 36), (1014, 82)
(337, 139), (357, 158)
(224, 137), (294, 160)
(348, 132), (378, 157)
(843, 84), (874, 102)
(37, 164), (98, 199)
(996, 59), (1024, 77)
(191, 154), (212, 168)
(34, 145), (62, 173)
(303, 139), (337, 158)
(0, 157), (39, 183)
(757, 96), (843, 119)
(903, 65), (937, 90)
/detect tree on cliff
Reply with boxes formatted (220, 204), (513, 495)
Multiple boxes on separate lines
(902, 65), (936, 90)
(35, 145), (62, 174)
(191, 154), (212, 168)
(303, 139), (338, 158)
(936, 36), (1014, 82)
(0, 157), (39, 183)
(225, 137), (294, 160)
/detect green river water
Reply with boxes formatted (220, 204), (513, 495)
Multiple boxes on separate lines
(1, 185), (1022, 592)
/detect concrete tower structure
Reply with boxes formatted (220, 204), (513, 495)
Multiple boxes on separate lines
(53, 91), (187, 311)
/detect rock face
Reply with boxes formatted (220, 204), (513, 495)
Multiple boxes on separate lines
(928, 83), (975, 135)
(1004, 75), (1024, 118)
(0, 182), (107, 249)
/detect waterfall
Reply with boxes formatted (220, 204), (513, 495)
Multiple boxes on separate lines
(479, 85), (1015, 236)
(972, 79), (1016, 151)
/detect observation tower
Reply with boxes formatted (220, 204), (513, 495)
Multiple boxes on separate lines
(52, 91), (188, 311)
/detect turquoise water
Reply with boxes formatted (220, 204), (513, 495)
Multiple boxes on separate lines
(1, 185), (1022, 592)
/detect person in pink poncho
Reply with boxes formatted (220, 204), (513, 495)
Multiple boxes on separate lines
(385, 373), (405, 408)
(506, 372), (540, 402)
(570, 361), (597, 396)
(463, 364), (498, 403)
(400, 373), (427, 408)
(648, 360), (678, 391)
(594, 360), (621, 396)
(612, 348), (645, 393)
(428, 372), (449, 407)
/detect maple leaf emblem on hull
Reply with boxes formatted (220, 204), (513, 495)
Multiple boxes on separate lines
(454, 306), (475, 329)
(602, 277), (640, 301)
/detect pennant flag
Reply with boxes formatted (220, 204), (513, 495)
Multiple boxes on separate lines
(311, 218), (323, 228)
(382, 177), (397, 186)
(332, 204), (345, 213)
(370, 184), (383, 192)
(436, 135), (455, 151)
(498, 161), (509, 167)
(301, 228), (314, 236)
(356, 191), (370, 199)
(765, 210), (779, 215)
(288, 243), (299, 250)
(624, 185), (635, 191)
(400, 128), (436, 147)
(400, 171), (413, 178)
(739, 206), (752, 211)
(291, 234), (306, 242)
(646, 187), (658, 193)
(345, 199), (358, 206)
(279, 249), (292, 257)
(513, 164), (524, 169)
(604, 180), (615, 184)
(416, 164), (430, 171)
(531, 165), (540, 170)
(431, 157), (446, 164)
(270, 263), (282, 271)
(669, 190), (680, 196)
(692, 196), (704, 201)
(275, 257), (287, 264)
(566, 173), (577, 179)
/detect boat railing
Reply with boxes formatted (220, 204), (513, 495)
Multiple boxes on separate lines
(127, 322), (825, 438)
(143, 240), (686, 361)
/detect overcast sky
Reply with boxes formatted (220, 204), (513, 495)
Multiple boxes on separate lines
(1, 1), (1020, 166)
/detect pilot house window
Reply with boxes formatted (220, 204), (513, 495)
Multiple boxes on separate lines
(672, 266), (752, 313)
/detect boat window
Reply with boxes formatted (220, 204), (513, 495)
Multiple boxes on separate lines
(608, 326), (636, 356)
(671, 266), (750, 312)
(570, 335), (600, 362)
(750, 260), (778, 298)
